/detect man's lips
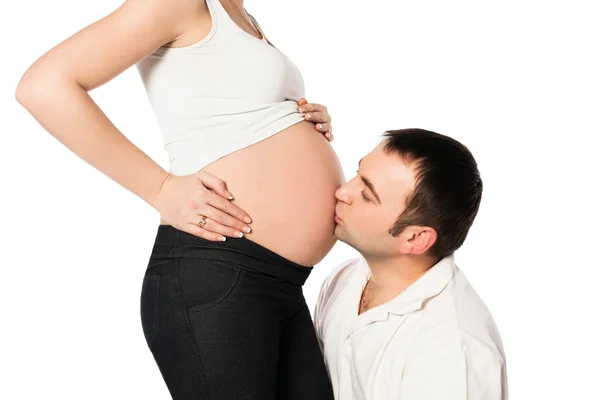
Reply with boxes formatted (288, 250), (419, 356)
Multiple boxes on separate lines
(334, 206), (343, 223)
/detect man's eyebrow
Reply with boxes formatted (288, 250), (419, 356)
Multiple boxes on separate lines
(358, 158), (382, 204)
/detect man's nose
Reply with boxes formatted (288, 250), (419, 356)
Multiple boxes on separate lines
(335, 183), (353, 205)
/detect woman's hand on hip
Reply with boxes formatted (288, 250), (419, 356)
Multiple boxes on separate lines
(297, 98), (334, 142)
(153, 171), (253, 241)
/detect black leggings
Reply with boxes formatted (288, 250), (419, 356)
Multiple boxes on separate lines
(140, 225), (334, 400)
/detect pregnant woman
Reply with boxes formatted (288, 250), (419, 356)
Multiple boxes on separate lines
(16, 0), (344, 399)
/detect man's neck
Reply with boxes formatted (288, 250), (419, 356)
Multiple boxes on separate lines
(362, 254), (439, 309)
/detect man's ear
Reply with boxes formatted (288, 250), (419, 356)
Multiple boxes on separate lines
(397, 226), (437, 255)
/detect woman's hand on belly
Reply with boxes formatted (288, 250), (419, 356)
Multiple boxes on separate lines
(201, 120), (345, 265)
(297, 98), (334, 142)
(154, 171), (253, 241)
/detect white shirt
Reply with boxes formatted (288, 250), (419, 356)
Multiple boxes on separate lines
(314, 255), (508, 400)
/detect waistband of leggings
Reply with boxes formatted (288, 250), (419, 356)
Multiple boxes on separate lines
(151, 225), (313, 287)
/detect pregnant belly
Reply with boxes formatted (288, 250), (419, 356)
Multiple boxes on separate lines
(161, 121), (346, 267)
(205, 121), (345, 266)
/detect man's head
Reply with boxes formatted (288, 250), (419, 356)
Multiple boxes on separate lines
(334, 128), (482, 262)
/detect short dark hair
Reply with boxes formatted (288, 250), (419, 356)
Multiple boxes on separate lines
(382, 128), (483, 259)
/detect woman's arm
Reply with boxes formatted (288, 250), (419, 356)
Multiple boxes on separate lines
(15, 0), (253, 240)
(15, 0), (201, 207)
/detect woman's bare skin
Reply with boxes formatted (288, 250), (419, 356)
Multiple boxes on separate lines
(16, 0), (345, 267)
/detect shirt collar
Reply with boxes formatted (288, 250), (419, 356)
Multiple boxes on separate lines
(364, 254), (456, 316)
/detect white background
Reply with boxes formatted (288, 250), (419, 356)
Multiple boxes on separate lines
(2, 0), (599, 399)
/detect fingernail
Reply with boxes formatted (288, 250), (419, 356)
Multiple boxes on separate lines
(221, 236), (227, 241)
(245, 226), (252, 233)
(227, 192), (234, 200)
(238, 232), (244, 238)
(298, 107), (304, 113)
(244, 216), (252, 223)
(317, 124), (322, 130)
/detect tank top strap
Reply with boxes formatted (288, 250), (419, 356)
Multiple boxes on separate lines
(205, 0), (234, 32)
(247, 13), (275, 46)
(246, 13), (268, 42)
(208, 0), (270, 44)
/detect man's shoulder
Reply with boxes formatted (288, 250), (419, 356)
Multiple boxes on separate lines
(406, 322), (506, 374)
(322, 256), (365, 291)
(331, 255), (365, 276)
(409, 267), (506, 367)
(447, 268), (505, 352)
(315, 256), (364, 317)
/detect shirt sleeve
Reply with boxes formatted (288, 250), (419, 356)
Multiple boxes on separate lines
(399, 338), (506, 400)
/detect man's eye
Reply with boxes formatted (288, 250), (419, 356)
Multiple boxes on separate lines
(361, 191), (371, 202)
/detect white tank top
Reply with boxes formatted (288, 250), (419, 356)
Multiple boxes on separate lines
(136, 0), (305, 175)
